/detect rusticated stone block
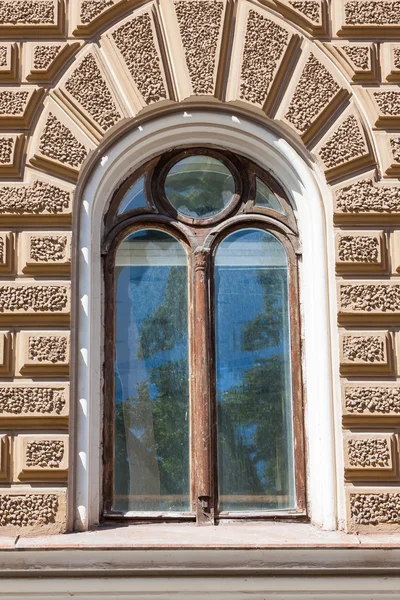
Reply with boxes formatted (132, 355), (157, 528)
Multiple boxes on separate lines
(273, 0), (327, 36)
(375, 133), (400, 178)
(30, 100), (94, 180)
(382, 43), (400, 83)
(335, 230), (385, 273)
(0, 0), (63, 38)
(334, 174), (400, 224)
(103, 7), (169, 112)
(71, 0), (138, 37)
(19, 231), (71, 275)
(344, 433), (397, 480)
(174, 0), (224, 96)
(343, 383), (400, 423)
(335, 0), (400, 37)
(0, 435), (9, 481)
(315, 108), (373, 181)
(227, 4), (300, 114)
(0, 331), (12, 376)
(0, 232), (13, 274)
(0, 282), (70, 324)
(391, 230), (400, 274)
(55, 48), (124, 141)
(339, 330), (394, 375)
(0, 173), (73, 225)
(0, 87), (44, 128)
(0, 383), (69, 423)
(16, 331), (70, 376)
(80, 0), (115, 23)
(0, 134), (25, 177)
(0, 43), (18, 81)
(24, 41), (81, 83)
(112, 11), (167, 103)
(361, 88), (400, 129)
(327, 42), (378, 83)
(15, 434), (68, 481)
(280, 50), (348, 145)
(0, 490), (66, 535)
(338, 281), (400, 323)
(347, 488), (400, 533)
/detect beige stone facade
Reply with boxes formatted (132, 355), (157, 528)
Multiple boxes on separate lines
(0, 0), (400, 551)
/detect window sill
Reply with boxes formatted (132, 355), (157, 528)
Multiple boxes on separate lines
(1, 521), (400, 550)
(1, 522), (400, 577)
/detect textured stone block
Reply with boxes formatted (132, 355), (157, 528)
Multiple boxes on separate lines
(0, 171), (73, 225)
(0, 282), (70, 324)
(16, 331), (70, 376)
(391, 230), (400, 274)
(71, 0), (131, 37)
(361, 88), (400, 129)
(327, 42), (378, 83)
(0, 0), (63, 38)
(338, 281), (400, 323)
(0, 42), (18, 81)
(102, 5), (170, 112)
(19, 231), (71, 275)
(381, 43), (400, 83)
(0, 435), (9, 481)
(335, 0), (400, 37)
(376, 133), (400, 178)
(314, 107), (374, 181)
(334, 173), (400, 224)
(55, 46), (126, 142)
(227, 3), (300, 114)
(339, 330), (394, 375)
(0, 383), (69, 423)
(0, 87), (44, 128)
(15, 434), (68, 481)
(0, 489), (66, 535)
(24, 41), (81, 83)
(344, 433), (397, 480)
(342, 383), (400, 423)
(273, 0), (328, 36)
(279, 49), (348, 145)
(0, 134), (25, 177)
(347, 488), (400, 533)
(0, 330), (12, 376)
(0, 232), (13, 274)
(335, 230), (385, 273)
(29, 99), (94, 180)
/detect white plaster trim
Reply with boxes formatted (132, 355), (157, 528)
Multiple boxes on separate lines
(76, 110), (339, 531)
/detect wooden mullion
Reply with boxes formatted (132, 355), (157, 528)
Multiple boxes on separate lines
(192, 247), (215, 525)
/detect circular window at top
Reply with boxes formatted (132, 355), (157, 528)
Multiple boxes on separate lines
(164, 155), (236, 219)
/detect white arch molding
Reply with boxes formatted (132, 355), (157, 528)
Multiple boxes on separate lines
(74, 109), (341, 532)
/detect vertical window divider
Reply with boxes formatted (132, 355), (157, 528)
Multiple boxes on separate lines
(192, 246), (215, 525)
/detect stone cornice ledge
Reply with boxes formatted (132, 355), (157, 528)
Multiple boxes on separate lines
(1, 523), (400, 575)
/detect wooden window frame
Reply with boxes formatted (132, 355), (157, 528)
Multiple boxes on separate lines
(102, 147), (306, 525)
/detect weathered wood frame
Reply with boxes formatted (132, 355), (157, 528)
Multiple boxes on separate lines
(102, 147), (306, 524)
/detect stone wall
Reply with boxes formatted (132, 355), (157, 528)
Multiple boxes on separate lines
(0, 0), (399, 535)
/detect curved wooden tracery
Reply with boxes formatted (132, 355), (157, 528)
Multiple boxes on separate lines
(103, 148), (305, 524)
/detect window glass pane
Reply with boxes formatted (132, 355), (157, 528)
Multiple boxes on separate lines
(215, 229), (295, 512)
(117, 176), (147, 215)
(255, 178), (283, 213)
(165, 155), (235, 219)
(114, 229), (190, 513)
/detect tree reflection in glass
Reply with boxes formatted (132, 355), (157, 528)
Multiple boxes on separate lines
(113, 229), (190, 513)
(215, 229), (295, 512)
(165, 155), (235, 219)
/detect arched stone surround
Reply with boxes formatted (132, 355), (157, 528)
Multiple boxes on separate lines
(0, 0), (399, 535)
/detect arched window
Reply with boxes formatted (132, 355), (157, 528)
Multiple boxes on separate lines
(103, 148), (305, 524)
